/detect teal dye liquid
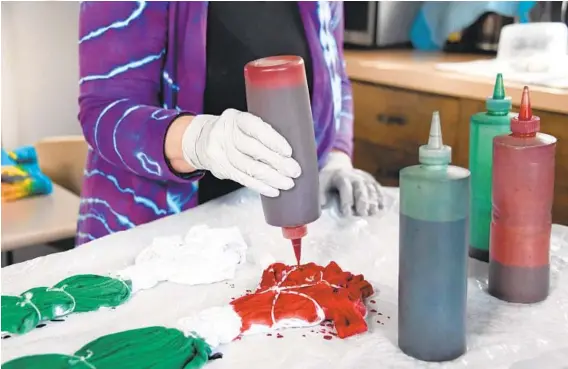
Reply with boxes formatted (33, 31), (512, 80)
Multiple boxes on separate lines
(398, 214), (468, 362)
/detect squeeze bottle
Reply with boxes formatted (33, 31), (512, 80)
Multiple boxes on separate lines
(469, 73), (513, 262)
(489, 86), (557, 304)
(398, 112), (470, 362)
(244, 56), (321, 264)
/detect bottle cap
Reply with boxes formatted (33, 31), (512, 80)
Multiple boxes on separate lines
(244, 56), (307, 89)
(486, 73), (512, 113)
(511, 86), (540, 135)
(419, 111), (452, 165)
(282, 225), (307, 240)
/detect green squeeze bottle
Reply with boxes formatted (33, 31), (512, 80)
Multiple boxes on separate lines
(469, 73), (514, 262)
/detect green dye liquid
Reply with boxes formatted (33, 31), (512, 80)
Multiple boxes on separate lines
(1, 274), (131, 335)
(3, 326), (211, 369)
(469, 74), (513, 260)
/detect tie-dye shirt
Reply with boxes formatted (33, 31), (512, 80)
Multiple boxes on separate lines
(77, 1), (353, 245)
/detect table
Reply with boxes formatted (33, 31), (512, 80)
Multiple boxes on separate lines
(1, 183), (81, 252)
(2, 188), (568, 368)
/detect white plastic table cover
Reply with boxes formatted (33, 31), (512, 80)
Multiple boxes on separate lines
(2, 187), (568, 368)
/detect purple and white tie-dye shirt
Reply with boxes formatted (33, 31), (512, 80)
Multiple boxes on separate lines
(77, 1), (353, 245)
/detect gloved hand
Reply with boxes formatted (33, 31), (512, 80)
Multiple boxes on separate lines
(319, 151), (383, 216)
(182, 109), (301, 197)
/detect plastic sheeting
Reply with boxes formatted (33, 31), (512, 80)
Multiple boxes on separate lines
(2, 187), (568, 368)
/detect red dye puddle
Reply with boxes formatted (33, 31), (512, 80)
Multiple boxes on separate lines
(370, 300), (376, 304)
(323, 335), (333, 340)
(276, 333), (284, 339)
(230, 262), (373, 339)
(370, 309), (377, 313)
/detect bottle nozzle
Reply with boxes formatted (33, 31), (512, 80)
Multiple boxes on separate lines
(519, 86), (532, 121)
(511, 86), (539, 135)
(492, 73), (505, 99)
(418, 111), (451, 166)
(486, 73), (511, 113)
(427, 111), (443, 149)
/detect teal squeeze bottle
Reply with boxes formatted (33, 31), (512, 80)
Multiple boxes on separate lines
(398, 112), (470, 362)
(469, 73), (513, 262)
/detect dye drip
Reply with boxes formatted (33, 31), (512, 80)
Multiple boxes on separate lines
(398, 112), (470, 362)
(489, 86), (557, 304)
(292, 239), (302, 265)
(245, 56), (321, 265)
(469, 73), (513, 262)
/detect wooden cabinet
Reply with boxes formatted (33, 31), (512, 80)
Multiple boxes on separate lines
(352, 81), (568, 225)
(352, 82), (460, 186)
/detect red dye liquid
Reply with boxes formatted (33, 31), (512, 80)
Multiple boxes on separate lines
(489, 86), (556, 304)
(276, 333), (284, 339)
(231, 261), (373, 339)
(323, 335), (333, 340)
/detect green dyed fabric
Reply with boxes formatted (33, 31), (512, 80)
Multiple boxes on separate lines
(3, 327), (212, 369)
(1, 274), (131, 335)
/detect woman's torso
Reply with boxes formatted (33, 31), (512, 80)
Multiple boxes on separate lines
(78, 1), (345, 244)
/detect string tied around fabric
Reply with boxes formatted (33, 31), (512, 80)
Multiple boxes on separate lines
(1, 274), (132, 336)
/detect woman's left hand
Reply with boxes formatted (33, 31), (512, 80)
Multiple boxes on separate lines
(319, 151), (383, 216)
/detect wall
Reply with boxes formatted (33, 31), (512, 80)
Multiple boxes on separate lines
(1, 1), (82, 150)
(1, 2), (81, 266)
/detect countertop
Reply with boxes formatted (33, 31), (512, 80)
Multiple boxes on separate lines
(344, 50), (568, 115)
(3, 188), (568, 368)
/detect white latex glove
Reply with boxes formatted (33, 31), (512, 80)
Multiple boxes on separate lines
(182, 109), (301, 197)
(319, 151), (383, 216)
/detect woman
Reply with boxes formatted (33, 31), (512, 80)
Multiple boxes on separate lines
(77, 1), (383, 245)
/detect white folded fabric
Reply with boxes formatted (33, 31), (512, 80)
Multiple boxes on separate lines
(116, 225), (247, 293)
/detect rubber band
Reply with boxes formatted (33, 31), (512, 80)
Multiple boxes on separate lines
(69, 351), (97, 369)
(117, 278), (132, 294)
(20, 292), (42, 322)
(47, 286), (77, 316)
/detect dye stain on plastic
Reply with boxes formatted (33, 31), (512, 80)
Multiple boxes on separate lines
(469, 73), (513, 262)
(489, 86), (557, 304)
(398, 112), (470, 362)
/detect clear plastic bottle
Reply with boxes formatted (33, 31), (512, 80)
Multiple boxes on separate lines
(489, 86), (557, 303)
(244, 56), (321, 263)
(469, 73), (514, 262)
(398, 112), (470, 362)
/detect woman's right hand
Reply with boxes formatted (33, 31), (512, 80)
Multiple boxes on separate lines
(169, 109), (301, 197)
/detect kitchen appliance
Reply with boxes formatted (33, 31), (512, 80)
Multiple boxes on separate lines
(343, 1), (423, 48)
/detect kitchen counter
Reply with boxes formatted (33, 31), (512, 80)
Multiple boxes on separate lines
(345, 50), (568, 114)
(344, 50), (568, 225)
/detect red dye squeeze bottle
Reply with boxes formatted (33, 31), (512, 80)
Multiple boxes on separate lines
(244, 56), (321, 265)
(489, 86), (557, 303)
